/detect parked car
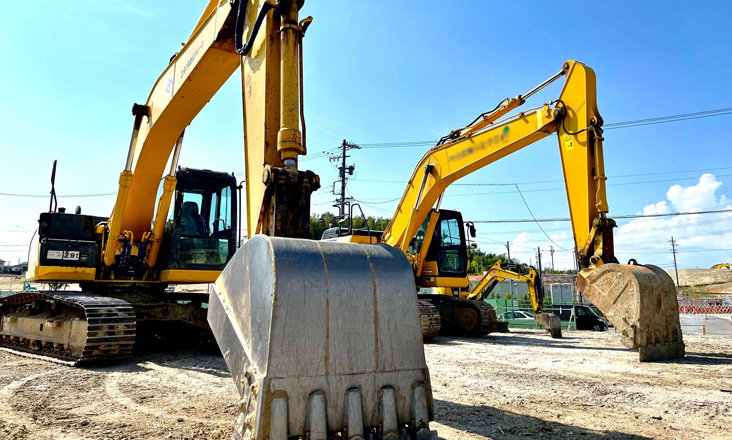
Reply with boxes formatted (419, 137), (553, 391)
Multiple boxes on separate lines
(498, 311), (535, 320)
(550, 304), (609, 331)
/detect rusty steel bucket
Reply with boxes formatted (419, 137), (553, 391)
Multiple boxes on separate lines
(577, 263), (685, 362)
(208, 235), (436, 440)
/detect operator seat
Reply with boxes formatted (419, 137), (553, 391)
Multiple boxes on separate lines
(180, 201), (206, 236)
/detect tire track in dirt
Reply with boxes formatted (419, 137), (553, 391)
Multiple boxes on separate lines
(0, 367), (65, 425)
(103, 356), (234, 426)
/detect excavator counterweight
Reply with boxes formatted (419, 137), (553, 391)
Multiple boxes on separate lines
(208, 236), (434, 439)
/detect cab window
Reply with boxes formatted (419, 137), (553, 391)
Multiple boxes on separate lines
(437, 218), (465, 274)
(440, 219), (462, 245)
(174, 184), (233, 267)
(408, 216), (430, 255)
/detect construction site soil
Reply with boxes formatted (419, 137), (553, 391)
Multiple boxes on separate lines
(0, 329), (729, 440)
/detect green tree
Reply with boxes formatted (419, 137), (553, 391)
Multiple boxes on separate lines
(310, 212), (392, 239)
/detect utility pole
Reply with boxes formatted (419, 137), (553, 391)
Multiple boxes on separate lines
(572, 249), (581, 302)
(549, 245), (555, 274)
(505, 241), (513, 297)
(326, 139), (360, 221)
(670, 236), (680, 289)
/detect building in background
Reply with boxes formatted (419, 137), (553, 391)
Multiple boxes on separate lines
(1, 262), (28, 275)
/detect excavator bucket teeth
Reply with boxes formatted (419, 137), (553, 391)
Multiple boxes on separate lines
(208, 236), (436, 440)
(535, 312), (562, 338)
(577, 263), (685, 362)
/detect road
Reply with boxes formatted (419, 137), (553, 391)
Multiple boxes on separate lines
(680, 314), (732, 335)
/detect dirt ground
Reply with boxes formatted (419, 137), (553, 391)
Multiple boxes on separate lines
(0, 329), (730, 440)
(0, 275), (24, 293)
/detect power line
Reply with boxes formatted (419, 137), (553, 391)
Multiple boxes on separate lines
(354, 197), (401, 205)
(3, 157), (731, 201)
(0, 191), (116, 198)
(473, 207), (732, 224)
(3, 105), (725, 204)
(349, 171), (732, 202)
(356, 166), (732, 188)
(446, 173), (732, 197)
(352, 105), (732, 149)
(475, 214), (732, 237)
(615, 248), (732, 255)
(604, 107), (732, 130)
(360, 140), (435, 149)
(513, 184), (566, 250)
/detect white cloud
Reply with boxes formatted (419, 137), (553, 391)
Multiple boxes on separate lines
(616, 174), (732, 270)
(642, 200), (670, 215)
(665, 173), (722, 213)
(499, 174), (732, 271)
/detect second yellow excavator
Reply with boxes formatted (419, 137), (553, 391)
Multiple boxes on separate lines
(466, 261), (563, 338)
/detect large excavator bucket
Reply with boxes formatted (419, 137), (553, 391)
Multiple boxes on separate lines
(208, 236), (436, 440)
(577, 263), (685, 362)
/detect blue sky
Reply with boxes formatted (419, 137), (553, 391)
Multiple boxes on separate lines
(2, 1), (732, 271)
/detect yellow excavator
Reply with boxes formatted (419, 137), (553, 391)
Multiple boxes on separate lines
(326, 59), (685, 358)
(465, 261), (563, 338)
(711, 263), (731, 269)
(0, 1), (684, 438)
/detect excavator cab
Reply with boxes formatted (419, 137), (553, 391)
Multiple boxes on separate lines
(411, 210), (498, 337)
(411, 210), (469, 288)
(159, 168), (238, 271)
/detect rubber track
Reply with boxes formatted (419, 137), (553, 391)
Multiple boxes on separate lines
(474, 300), (497, 336)
(418, 300), (441, 341)
(419, 295), (498, 337)
(0, 291), (136, 366)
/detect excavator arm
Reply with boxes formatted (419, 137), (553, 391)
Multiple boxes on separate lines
(381, 61), (684, 361)
(105, 1), (241, 265)
(103, 0), (319, 274)
(382, 62), (604, 260)
(467, 261), (562, 337)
